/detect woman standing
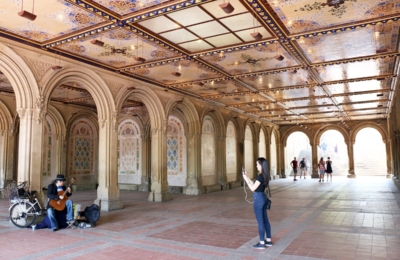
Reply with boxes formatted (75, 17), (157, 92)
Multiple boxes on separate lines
(326, 157), (333, 181)
(318, 157), (325, 182)
(242, 157), (272, 249)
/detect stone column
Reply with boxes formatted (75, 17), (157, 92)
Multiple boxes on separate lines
(148, 122), (171, 202)
(237, 137), (244, 183)
(185, 132), (203, 195)
(16, 107), (45, 203)
(394, 131), (399, 180)
(385, 140), (392, 178)
(311, 142), (319, 178)
(95, 119), (123, 211)
(139, 132), (150, 192)
(55, 131), (66, 175)
(0, 130), (9, 189)
(347, 141), (356, 178)
(218, 135), (228, 190)
(277, 142), (285, 178)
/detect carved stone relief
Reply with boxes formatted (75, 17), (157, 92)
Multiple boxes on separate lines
(24, 57), (53, 82)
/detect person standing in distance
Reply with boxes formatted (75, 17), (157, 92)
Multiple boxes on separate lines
(299, 158), (307, 179)
(326, 157), (333, 181)
(290, 157), (298, 181)
(318, 157), (326, 182)
(242, 157), (272, 249)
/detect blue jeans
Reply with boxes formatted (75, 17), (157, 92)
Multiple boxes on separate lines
(253, 192), (271, 241)
(47, 199), (74, 229)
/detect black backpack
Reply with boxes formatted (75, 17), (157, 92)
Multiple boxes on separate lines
(83, 204), (100, 226)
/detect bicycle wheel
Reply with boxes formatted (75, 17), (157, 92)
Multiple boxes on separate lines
(9, 201), (36, 228)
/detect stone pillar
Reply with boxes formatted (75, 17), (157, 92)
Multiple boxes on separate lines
(277, 142), (285, 178)
(394, 131), (399, 180)
(0, 130), (9, 189)
(148, 122), (171, 202)
(95, 119), (123, 211)
(139, 133), (150, 192)
(311, 142), (319, 178)
(385, 140), (392, 178)
(347, 141), (356, 178)
(55, 131), (66, 175)
(16, 107), (45, 203)
(185, 132), (203, 195)
(237, 137), (244, 183)
(218, 136), (228, 190)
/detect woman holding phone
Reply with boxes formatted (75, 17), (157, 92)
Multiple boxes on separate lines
(242, 157), (272, 249)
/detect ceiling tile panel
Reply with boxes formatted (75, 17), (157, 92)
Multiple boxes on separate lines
(174, 80), (248, 96)
(270, 0), (400, 33)
(92, 0), (171, 15)
(179, 40), (213, 52)
(0, 0), (108, 43)
(166, 6), (213, 26)
(241, 70), (310, 90)
(325, 81), (385, 94)
(201, 43), (299, 75)
(220, 13), (257, 31)
(56, 28), (179, 68)
(160, 29), (198, 43)
(315, 58), (395, 82)
(138, 16), (181, 33)
(201, 0), (248, 18)
(205, 34), (242, 47)
(235, 27), (272, 42)
(188, 21), (229, 38)
(127, 61), (221, 84)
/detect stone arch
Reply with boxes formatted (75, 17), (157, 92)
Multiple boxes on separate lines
(225, 114), (243, 141)
(351, 122), (388, 144)
(115, 86), (165, 130)
(41, 67), (115, 122)
(282, 127), (313, 147)
(0, 100), (13, 132)
(0, 43), (39, 109)
(200, 109), (225, 138)
(47, 105), (66, 139)
(243, 119), (258, 142)
(66, 110), (99, 135)
(314, 124), (350, 146)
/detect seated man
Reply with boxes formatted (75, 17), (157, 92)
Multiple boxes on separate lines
(47, 174), (75, 231)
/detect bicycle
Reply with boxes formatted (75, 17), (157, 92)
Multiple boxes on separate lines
(8, 181), (46, 228)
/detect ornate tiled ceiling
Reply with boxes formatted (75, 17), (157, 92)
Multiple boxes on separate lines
(1, 0), (400, 127)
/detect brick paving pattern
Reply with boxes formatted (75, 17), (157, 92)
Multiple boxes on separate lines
(0, 176), (399, 259)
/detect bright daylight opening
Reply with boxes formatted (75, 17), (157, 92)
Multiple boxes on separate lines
(318, 130), (349, 176)
(354, 127), (387, 176)
(285, 132), (311, 177)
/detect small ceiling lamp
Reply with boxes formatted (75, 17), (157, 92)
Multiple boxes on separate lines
(291, 69), (297, 74)
(274, 55), (284, 61)
(134, 36), (146, 63)
(171, 72), (181, 77)
(196, 82), (204, 86)
(219, 0), (234, 14)
(51, 66), (62, 71)
(90, 39), (105, 47)
(251, 17), (263, 40)
(134, 57), (146, 63)
(51, 51), (63, 71)
(18, 0), (37, 21)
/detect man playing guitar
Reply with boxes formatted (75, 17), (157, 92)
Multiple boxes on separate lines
(47, 174), (75, 231)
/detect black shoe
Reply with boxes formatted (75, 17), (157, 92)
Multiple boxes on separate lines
(264, 240), (273, 247)
(319, 180), (321, 182)
(253, 243), (266, 249)
(294, 179), (298, 181)
(52, 228), (59, 232)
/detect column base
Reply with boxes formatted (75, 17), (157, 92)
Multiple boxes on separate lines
(148, 190), (171, 202)
(184, 186), (204, 195)
(386, 174), (392, 179)
(138, 183), (150, 192)
(347, 174), (356, 178)
(95, 198), (123, 211)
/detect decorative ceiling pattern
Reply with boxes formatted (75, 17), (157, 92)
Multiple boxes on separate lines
(1, 0), (400, 126)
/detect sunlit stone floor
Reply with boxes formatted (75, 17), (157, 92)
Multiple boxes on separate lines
(0, 176), (399, 260)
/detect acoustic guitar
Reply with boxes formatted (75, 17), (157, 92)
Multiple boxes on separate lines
(49, 177), (75, 211)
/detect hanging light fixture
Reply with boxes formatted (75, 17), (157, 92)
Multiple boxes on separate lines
(134, 36), (146, 63)
(18, 0), (37, 21)
(51, 51), (63, 71)
(250, 17), (263, 40)
(90, 39), (105, 47)
(219, 0), (234, 14)
(172, 61), (182, 77)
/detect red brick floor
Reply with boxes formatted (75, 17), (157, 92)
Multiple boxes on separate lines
(0, 176), (399, 259)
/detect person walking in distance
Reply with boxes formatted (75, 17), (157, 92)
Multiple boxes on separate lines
(326, 157), (333, 181)
(242, 157), (272, 249)
(299, 158), (307, 179)
(290, 157), (298, 181)
(318, 157), (326, 182)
